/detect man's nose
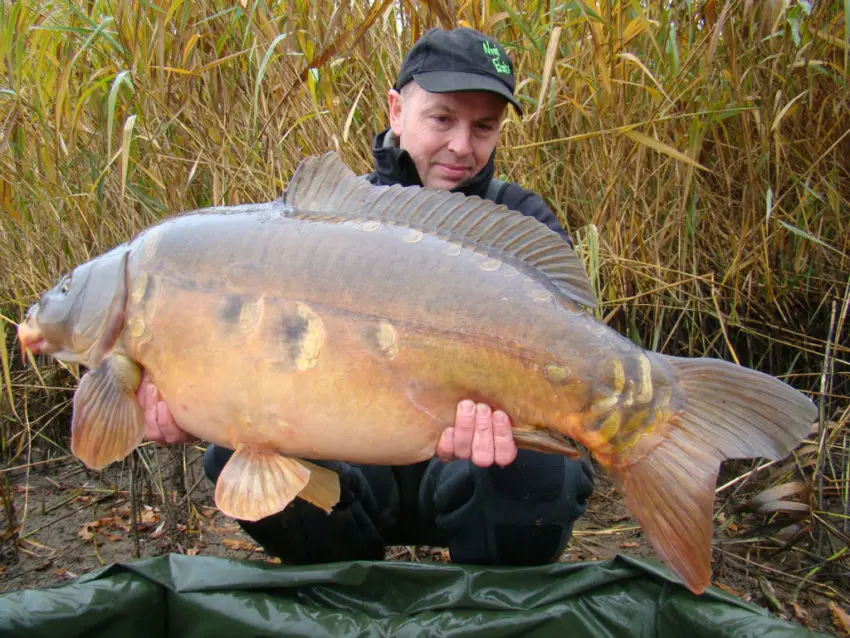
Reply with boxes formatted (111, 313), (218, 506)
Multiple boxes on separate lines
(447, 125), (473, 156)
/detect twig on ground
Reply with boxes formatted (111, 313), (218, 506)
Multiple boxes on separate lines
(816, 300), (836, 556)
(717, 547), (848, 603)
(129, 452), (140, 559)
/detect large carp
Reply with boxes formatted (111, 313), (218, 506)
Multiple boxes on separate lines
(18, 152), (815, 594)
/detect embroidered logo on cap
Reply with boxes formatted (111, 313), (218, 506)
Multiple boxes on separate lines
(482, 41), (511, 74)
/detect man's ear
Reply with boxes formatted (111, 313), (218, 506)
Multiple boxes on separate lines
(388, 89), (403, 136)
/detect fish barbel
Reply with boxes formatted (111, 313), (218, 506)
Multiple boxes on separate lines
(17, 152), (816, 594)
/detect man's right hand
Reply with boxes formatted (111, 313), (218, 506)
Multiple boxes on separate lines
(137, 372), (197, 444)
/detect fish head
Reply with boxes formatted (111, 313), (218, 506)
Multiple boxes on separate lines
(18, 245), (130, 368)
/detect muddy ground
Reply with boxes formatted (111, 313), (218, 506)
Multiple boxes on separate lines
(1, 445), (846, 636)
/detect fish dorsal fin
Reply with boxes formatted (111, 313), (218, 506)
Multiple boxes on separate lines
(284, 152), (597, 308)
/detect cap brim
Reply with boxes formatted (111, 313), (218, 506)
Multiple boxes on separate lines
(412, 71), (523, 115)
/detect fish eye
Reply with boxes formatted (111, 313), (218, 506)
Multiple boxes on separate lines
(56, 276), (71, 295)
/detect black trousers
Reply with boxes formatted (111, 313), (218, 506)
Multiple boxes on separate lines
(203, 445), (594, 566)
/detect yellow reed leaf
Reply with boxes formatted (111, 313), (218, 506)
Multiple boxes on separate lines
(622, 129), (710, 171)
(120, 114), (137, 199)
(532, 26), (562, 120)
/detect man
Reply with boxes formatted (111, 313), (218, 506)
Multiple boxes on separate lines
(139, 27), (593, 566)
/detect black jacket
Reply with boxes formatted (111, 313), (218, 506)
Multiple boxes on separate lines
(364, 130), (573, 247)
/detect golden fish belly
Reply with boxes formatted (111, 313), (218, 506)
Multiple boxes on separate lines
(121, 212), (679, 464)
(124, 286), (586, 463)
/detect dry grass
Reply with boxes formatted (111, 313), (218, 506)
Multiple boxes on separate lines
(0, 0), (848, 627)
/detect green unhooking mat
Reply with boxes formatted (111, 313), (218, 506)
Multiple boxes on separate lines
(0, 554), (828, 637)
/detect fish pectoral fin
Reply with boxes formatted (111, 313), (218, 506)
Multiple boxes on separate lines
(513, 426), (583, 459)
(215, 446), (333, 522)
(71, 354), (144, 471)
(294, 460), (342, 513)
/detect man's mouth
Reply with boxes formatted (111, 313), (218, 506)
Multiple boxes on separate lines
(437, 163), (471, 179)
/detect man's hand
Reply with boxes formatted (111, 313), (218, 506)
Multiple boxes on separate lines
(136, 372), (197, 445)
(436, 400), (518, 468)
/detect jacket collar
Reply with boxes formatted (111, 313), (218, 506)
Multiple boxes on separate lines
(370, 129), (495, 198)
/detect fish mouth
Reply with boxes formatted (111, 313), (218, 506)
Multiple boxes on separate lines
(17, 321), (48, 356)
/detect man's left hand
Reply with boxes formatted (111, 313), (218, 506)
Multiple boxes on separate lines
(436, 400), (518, 468)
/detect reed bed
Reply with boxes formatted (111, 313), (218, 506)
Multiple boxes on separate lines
(0, 0), (847, 629)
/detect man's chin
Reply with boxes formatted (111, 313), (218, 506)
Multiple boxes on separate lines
(424, 175), (467, 190)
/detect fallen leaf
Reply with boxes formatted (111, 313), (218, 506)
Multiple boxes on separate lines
(139, 507), (160, 525)
(712, 581), (745, 598)
(55, 568), (78, 579)
(222, 538), (259, 552)
(775, 522), (809, 542)
(792, 602), (809, 625)
(186, 548), (200, 556)
(78, 520), (101, 541)
(113, 504), (131, 517)
(150, 522), (167, 540)
(830, 602), (850, 636)
(101, 515), (127, 530)
(266, 557), (281, 564)
(742, 482), (811, 515)
(204, 523), (240, 535)
(619, 542), (640, 549)
(106, 515), (131, 532)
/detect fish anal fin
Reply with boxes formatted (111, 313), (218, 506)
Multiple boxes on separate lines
(611, 425), (719, 595)
(215, 446), (312, 522)
(513, 426), (583, 459)
(71, 354), (144, 471)
(295, 460), (342, 513)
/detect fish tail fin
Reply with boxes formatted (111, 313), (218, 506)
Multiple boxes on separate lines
(610, 356), (816, 595)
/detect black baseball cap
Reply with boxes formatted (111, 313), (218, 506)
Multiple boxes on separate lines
(394, 28), (522, 114)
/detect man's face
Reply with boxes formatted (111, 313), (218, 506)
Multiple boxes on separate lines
(388, 82), (507, 190)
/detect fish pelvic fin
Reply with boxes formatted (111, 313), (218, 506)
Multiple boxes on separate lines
(610, 355), (816, 595)
(294, 460), (342, 513)
(71, 354), (144, 470)
(215, 447), (341, 522)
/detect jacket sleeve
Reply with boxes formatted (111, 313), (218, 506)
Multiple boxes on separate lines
(500, 185), (574, 248)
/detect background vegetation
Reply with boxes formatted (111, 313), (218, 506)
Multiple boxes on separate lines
(0, 0), (847, 624)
